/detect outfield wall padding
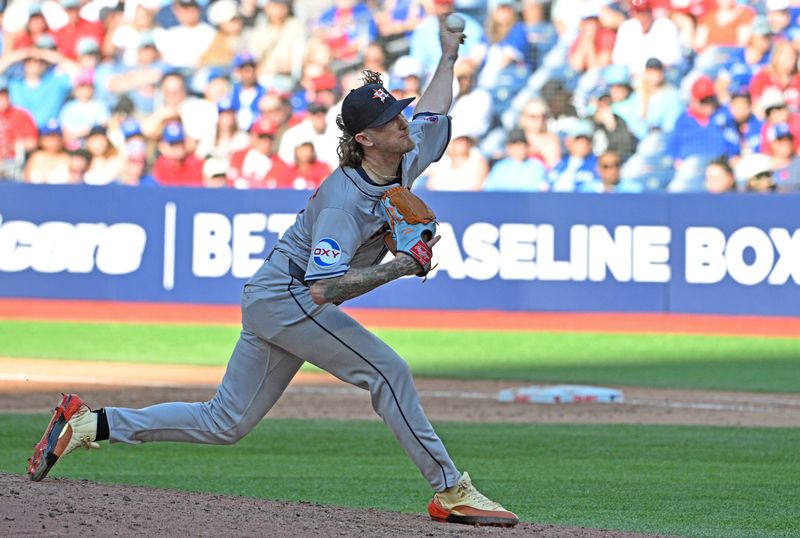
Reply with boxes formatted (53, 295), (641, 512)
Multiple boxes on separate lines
(1, 183), (798, 315)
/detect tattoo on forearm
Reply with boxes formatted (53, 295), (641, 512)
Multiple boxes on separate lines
(316, 257), (419, 304)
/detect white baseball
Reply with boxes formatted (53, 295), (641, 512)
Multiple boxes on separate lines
(445, 13), (465, 33)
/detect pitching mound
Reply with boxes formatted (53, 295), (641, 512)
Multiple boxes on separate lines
(0, 472), (669, 538)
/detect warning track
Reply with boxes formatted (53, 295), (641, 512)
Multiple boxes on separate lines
(1, 298), (799, 338)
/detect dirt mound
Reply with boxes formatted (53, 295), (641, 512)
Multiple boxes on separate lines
(0, 472), (668, 538)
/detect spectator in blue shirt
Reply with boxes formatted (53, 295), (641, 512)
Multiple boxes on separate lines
(667, 76), (739, 191)
(477, 0), (530, 112)
(668, 76), (739, 164)
(720, 87), (763, 155)
(483, 129), (548, 192)
(230, 52), (265, 131)
(521, 0), (558, 72)
(374, 0), (425, 40)
(1, 43), (72, 128)
(766, 122), (798, 190)
(550, 119), (600, 192)
(718, 16), (773, 91)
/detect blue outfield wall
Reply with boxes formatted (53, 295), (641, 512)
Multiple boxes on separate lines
(0, 183), (798, 316)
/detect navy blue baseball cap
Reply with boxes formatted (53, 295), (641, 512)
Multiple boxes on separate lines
(40, 118), (62, 136)
(121, 118), (143, 138)
(769, 122), (793, 140)
(234, 51), (256, 68)
(341, 83), (414, 135)
(162, 122), (185, 144)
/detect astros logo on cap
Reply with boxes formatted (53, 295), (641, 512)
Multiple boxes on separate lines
(313, 238), (342, 267)
(372, 88), (389, 103)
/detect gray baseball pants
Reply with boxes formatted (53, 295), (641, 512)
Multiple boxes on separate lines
(106, 250), (461, 491)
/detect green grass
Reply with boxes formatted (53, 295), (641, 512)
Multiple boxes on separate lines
(1, 415), (798, 538)
(1, 320), (799, 392)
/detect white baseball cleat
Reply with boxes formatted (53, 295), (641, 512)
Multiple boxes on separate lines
(427, 472), (519, 527)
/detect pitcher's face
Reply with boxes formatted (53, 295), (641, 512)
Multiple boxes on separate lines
(363, 114), (414, 155)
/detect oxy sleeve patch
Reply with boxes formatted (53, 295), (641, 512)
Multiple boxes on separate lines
(312, 237), (343, 268)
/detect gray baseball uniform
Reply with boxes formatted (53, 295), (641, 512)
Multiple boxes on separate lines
(105, 112), (461, 492)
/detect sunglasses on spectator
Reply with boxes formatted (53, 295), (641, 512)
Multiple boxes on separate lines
(600, 161), (620, 169)
(751, 172), (773, 180)
(766, 105), (787, 115)
(257, 133), (274, 139)
(699, 96), (716, 105)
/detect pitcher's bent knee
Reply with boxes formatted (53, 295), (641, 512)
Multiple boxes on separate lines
(201, 400), (256, 445)
(211, 425), (249, 445)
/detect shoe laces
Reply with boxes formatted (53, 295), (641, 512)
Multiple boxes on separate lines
(64, 408), (100, 453)
(78, 436), (100, 450)
(452, 479), (504, 511)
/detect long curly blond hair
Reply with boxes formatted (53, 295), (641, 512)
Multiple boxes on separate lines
(336, 70), (385, 168)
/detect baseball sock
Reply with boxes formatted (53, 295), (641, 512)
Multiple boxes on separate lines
(94, 409), (109, 441)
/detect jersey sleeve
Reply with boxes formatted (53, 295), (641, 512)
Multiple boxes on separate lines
(401, 112), (451, 188)
(304, 207), (362, 282)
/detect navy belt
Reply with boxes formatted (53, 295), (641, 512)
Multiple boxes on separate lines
(268, 249), (309, 287)
(288, 259), (309, 287)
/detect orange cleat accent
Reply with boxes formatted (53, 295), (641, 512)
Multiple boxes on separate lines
(28, 394), (99, 482)
(427, 472), (518, 527)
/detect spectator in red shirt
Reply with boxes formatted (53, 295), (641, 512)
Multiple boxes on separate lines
(11, 4), (53, 51)
(758, 88), (800, 155)
(313, 0), (378, 70)
(0, 79), (38, 181)
(153, 122), (205, 187)
(53, 0), (105, 60)
(749, 41), (800, 113)
(289, 142), (330, 190)
(227, 117), (294, 189)
(568, 7), (618, 74)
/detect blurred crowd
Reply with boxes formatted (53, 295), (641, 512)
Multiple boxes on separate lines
(1, 0), (799, 193)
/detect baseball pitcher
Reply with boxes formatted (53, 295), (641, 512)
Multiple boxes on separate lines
(28, 14), (518, 528)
